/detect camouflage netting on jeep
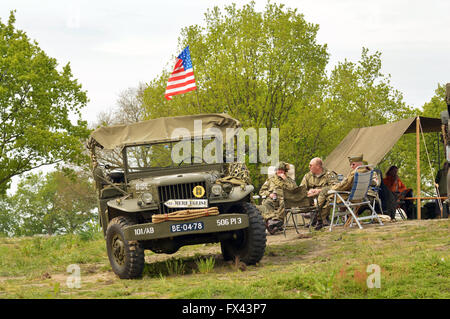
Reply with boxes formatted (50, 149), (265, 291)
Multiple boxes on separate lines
(87, 138), (102, 168)
(216, 162), (251, 188)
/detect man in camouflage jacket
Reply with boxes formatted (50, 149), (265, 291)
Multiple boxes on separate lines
(316, 155), (379, 229)
(258, 162), (297, 233)
(300, 157), (339, 227)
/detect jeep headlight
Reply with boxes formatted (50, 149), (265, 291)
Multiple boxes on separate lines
(222, 183), (233, 194)
(141, 192), (153, 204)
(211, 184), (223, 196)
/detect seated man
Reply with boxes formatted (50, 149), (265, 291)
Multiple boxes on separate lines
(383, 165), (414, 219)
(300, 157), (339, 227)
(258, 161), (297, 234)
(434, 162), (449, 218)
(315, 154), (376, 229)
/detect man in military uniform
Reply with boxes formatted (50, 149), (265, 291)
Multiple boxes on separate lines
(258, 161), (297, 234)
(300, 157), (339, 228)
(315, 154), (376, 229)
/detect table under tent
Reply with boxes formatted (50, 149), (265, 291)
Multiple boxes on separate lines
(323, 116), (448, 220)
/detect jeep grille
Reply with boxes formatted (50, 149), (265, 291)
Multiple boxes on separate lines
(158, 181), (208, 214)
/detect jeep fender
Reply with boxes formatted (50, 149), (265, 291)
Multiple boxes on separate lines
(107, 198), (158, 213)
(210, 185), (254, 204)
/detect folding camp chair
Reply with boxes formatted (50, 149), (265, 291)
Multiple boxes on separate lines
(328, 165), (384, 231)
(370, 168), (384, 215)
(282, 186), (320, 236)
(283, 198), (319, 235)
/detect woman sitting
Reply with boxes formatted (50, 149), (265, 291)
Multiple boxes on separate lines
(383, 165), (415, 219)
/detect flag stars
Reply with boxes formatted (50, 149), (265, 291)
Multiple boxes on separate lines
(178, 46), (193, 70)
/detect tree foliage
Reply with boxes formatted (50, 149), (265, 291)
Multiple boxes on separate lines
(374, 84), (446, 195)
(2, 169), (97, 236)
(0, 198), (15, 236)
(0, 11), (90, 195)
(144, 1), (329, 122)
(141, 2), (414, 188)
(281, 48), (415, 183)
(143, 1), (329, 186)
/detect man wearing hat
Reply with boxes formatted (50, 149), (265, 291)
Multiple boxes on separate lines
(314, 154), (377, 229)
(258, 161), (297, 234)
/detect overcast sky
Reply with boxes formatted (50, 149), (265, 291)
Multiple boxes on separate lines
(2, 0), (450, 193)
(2, 0), (450, 124)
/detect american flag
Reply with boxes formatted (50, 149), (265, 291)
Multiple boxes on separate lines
(164, 46), (197, 100)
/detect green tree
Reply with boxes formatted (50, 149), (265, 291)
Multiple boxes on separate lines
(140, 2), (414, 189)
(9, 173), (58, 236)
(325, 48), (414, 147)
(0, 197), (15, 236)
(416, 84), (446, 193)
(145, 1), (329, 124)
(420, 84), (447, 187)
(378, 84), (447, 194)
(280, 48), (415, 181)
(52, 169), (98, 234)
(421, 84), (446, 118)
(9, 169), (97, 236)
(0, 11), (90, 195)
(143, 1), (329, 187)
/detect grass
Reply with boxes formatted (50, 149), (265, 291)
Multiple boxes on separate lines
(195, 256), (216, 274)
(0, 232), (106, 278)
(0, 219), (448, 299)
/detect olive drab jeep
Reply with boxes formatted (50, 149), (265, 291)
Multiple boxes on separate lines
(87, 113), (266, 279)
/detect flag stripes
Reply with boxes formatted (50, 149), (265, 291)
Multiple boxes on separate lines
(164, 46), (197, 100)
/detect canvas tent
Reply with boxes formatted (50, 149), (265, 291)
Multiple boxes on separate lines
(323, 116), (443, 219)
(323, 117), (442, 176)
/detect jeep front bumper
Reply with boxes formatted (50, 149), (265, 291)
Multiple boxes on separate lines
(123, 213), (249, 241)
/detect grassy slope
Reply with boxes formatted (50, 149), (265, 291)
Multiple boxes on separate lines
(0, 219), (448, 299)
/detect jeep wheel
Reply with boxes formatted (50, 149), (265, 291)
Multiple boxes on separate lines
(220, 202), (266, 265)
(106, 216), (145, 279)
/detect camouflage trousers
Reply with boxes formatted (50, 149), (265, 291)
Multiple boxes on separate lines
(315, 187), (333, 223)
(257, 187), (334, 223)
(257, 198), (286, 222)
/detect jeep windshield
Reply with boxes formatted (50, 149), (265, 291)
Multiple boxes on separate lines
(125, 138), (224, 172)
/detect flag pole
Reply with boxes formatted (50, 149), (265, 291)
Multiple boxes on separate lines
(416, 116), (421, 220)
(195, 90), (202, 113)
(192, 64), (202, 113)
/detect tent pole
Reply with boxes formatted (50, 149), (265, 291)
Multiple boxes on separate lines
(416, 117), (421, 220)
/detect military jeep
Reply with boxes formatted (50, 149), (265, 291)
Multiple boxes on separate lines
(87, 113), (266, 279)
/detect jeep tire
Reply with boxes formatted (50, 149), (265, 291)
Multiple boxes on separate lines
(106, 216), (145, 279)
(220, 202), (266, 265)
